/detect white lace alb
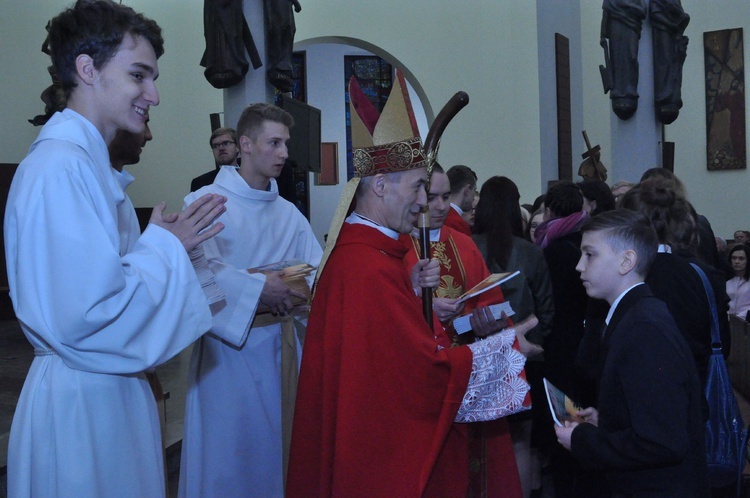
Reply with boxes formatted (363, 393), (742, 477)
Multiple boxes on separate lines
(455, 329), (530, 423)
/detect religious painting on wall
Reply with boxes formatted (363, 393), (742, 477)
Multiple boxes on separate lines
(316, 142), (339, 186)
(704, 28), (746, 171)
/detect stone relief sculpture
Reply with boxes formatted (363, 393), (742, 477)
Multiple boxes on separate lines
(599, 0), (689, 124)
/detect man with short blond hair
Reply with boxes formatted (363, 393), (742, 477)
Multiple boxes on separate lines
(180, 103), (322, 498)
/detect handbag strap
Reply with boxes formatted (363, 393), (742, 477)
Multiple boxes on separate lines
(689, 262), (722, 350)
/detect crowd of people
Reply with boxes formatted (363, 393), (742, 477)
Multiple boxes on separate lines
(3, 1), (747, 498)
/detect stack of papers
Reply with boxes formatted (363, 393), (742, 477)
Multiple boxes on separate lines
(189, 245), (225, 305)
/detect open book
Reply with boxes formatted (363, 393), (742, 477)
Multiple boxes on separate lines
(543, 378), (584, 427)
(455, 271), (520, 304)
(247, 260), (316, 313)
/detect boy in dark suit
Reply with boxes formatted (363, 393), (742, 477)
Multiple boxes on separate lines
(555, 209), (708, 497)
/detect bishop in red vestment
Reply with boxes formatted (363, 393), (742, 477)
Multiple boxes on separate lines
(289, 74), (530, 498)
(289, 218), (475, 497)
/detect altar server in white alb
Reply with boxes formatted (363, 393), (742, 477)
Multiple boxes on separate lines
(4, 1), (230, 497)
(179, 103), (323, 498)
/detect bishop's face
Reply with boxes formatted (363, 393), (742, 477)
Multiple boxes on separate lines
(382, 167), (428, 234)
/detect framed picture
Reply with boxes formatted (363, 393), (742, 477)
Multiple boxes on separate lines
(316, 142), (339, 185)
(704, 28), (746, 170)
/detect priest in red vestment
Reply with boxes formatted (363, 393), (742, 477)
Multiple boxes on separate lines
(288, 71), (533, 498)
(401, 165), (538, 498)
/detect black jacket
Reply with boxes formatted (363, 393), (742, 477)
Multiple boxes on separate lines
(572, 284), (709, 497)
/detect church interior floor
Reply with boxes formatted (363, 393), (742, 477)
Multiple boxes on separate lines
(1, 318), (750, 497)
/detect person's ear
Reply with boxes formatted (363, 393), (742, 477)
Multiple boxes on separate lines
(620, 249), (637, 275)
(239, 135), (253, 154)
(371, 174), (387, 198)
(75, 54), (96, 86)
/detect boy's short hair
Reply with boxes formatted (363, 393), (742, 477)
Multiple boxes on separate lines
(47, 0), (164, 99)
(446, 165), (477, 195)
(236, 103), (294, 141)
(209, 127), (238, 145)
(580, 209), (658, 276)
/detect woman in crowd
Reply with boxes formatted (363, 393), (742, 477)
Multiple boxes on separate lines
(617, 177), (729, 386)
(727, 243), (750, 319)
(472, 176), (554, 498)
(577, 180), (616, 217)
(526, 208), (545, 244)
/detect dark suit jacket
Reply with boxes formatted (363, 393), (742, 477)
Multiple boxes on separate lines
(571, 284), (708, 497)
(190, 168), (220, 192)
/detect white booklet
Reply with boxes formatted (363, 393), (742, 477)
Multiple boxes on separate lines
(453, 301), (515, 335)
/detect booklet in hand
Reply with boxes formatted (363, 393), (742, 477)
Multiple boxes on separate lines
(455, 270), (520, 304)
(543, 378), (584, 427)
(248, 259), (317, 313)
(452, 301), (515, 335)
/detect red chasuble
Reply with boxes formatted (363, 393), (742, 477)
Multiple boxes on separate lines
(401, 226), (524, 498)
(444, 206), (473, 237)
(287, 223), (474, 498)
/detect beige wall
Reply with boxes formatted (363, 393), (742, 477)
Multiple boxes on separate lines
(1, 0), (748, 240)
(0, 0), (222, 214)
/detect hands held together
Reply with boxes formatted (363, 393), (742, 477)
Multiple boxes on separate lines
(150, 193), (227, 252)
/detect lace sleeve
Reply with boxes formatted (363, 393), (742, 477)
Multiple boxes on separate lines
(455, 329), (530, 423)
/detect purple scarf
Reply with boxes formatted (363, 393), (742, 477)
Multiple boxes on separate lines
(535, 210), (589, 249)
